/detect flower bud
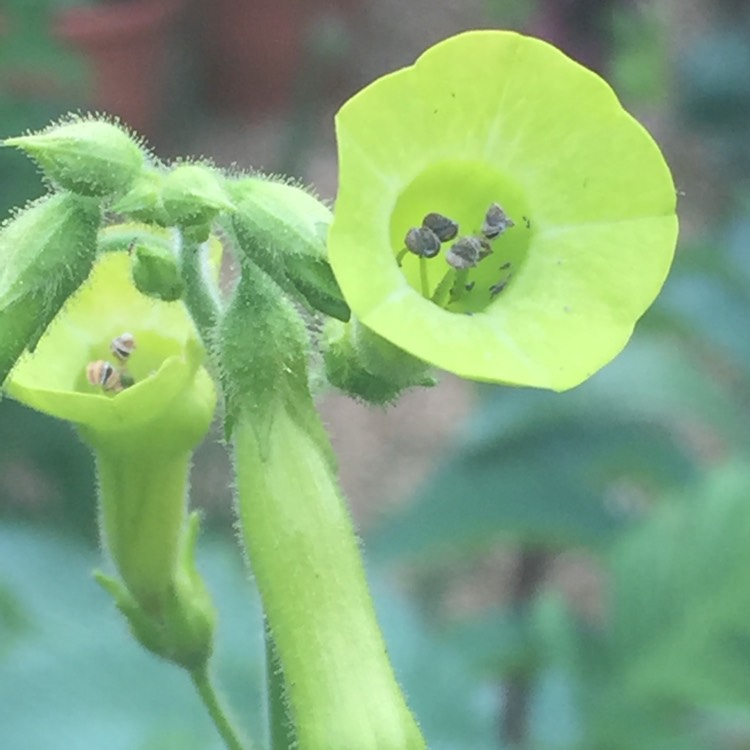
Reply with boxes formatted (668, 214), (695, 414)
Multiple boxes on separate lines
(111, 169), (170, 226)
(0, 193), (100, 385)
(3, 117), (145, 197)
(130, 232), (185, 302)
(228, 177), (350, 321)
(162, 163), (235, 228)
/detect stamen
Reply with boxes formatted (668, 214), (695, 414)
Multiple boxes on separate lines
(481, 203), (514, 239)
(405, 226), (441, 259)
(431, 269), (455, 306)
(446, 236), (483, 270)
(422, 212), (458, 242)
(449, 269), (470, 304)
(419, 256), (430, 297)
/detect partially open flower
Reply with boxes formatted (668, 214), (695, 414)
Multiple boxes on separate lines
(5, 234), (216, 644)
(6, 245), (214, 445)
(328, 31), (678, 390)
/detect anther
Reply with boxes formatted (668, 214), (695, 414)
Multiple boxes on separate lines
(481, 203), (514, 239)
(422, 212), (458, 242)
(446, 236), (483, 269)
(404, 226), (441, 259)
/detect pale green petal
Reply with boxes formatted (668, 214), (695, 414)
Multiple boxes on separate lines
(7, 249), (213, 433)
(330, 30), (678, 389)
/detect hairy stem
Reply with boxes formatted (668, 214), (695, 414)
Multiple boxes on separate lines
(180, 233), (222, 349)
(265, 620), (296, 750)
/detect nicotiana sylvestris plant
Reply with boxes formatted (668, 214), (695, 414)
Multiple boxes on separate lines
(0, 30), (677, 750)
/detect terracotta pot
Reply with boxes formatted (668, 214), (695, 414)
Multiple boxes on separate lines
(197, 0), (360, 116)
(54, 0), (184, 137)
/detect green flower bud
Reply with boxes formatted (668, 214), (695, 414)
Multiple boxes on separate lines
(130, 231), (185, 302)
(162, 163), (235, 229)
(228, 177), (350, 321)
(3, 117), (146, 198)
(111, 168), (171, 226)
(0, 193), (100, 385)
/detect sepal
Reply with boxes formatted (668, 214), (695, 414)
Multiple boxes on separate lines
(94, 513), (216, 671)
(228, 177), (350, 321)
(3, 117), (146, 198)
(162, 163), (235, 230)
(0, 193), (100, 385)
(111, 168), (171, 226)
(324, 318), (435, 404)
(130, 231), (185, 302)
(218, 260), (312, 454)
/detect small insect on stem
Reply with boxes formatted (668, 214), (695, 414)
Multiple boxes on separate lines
(110, 332), (136, 363)
(481, 203), (514, 240)
(86, 360), (123, 393)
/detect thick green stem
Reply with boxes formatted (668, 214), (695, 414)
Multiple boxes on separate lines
(233, 402), (426, 750)
(191, 665), (249, 750)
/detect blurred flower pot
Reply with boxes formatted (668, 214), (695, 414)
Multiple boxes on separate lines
(54, 0), (184, 136)
(198, 0), (359, 116)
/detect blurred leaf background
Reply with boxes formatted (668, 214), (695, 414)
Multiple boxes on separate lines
(4, 0), (750, 748)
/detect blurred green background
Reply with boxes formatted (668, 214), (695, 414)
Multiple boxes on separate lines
(4, 0), (750, 748)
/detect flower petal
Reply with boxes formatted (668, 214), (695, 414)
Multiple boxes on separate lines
(329, 30), (678, 389)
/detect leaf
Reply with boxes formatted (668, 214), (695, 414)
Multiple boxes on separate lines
(608, 464), (750, 707)
(0, 524), (263, 750)
(0, 523), (499, 750)
(573, 464), (750, 750)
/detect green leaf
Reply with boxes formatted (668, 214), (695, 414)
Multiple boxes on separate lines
(367, 325), (748, 564)
(0, 523), (499, 750)
(608, 464), (750, 706)
(570, 465), (750, 750)
(0, 524), (262, 750)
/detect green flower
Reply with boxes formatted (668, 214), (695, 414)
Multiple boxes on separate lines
(7, 246), (214, 447)
(328, 31), (678, 390)
(5, 236), (217, 666)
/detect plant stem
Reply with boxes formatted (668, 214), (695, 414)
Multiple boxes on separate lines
(265, 619), (295, 750)
(233, 403), (426, 750)
(191, 665), (248, 750)
(180, 233), (222, 349)
(420, 256), (430, 297)
(500, 548), (550, 749)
